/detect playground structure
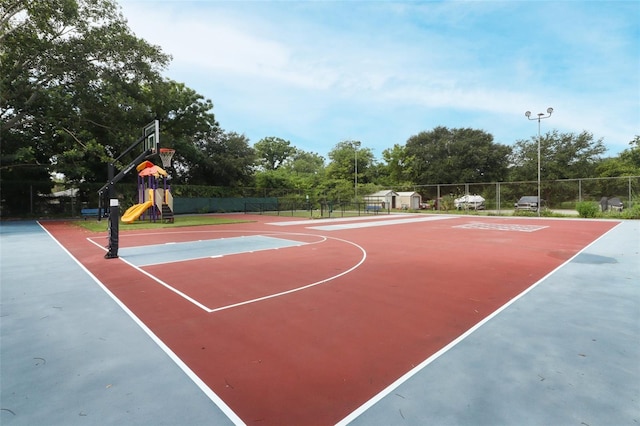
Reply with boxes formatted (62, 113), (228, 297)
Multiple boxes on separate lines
(98, 120), (176, 259)
(121, 160), (174, 224)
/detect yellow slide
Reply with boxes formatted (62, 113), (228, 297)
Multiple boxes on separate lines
(121, 201), (153, 224)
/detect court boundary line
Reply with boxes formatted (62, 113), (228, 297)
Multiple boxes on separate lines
(86, 231), (367, 314)
(335, 221), (624, 426)
(37, 222), (246, 426)
(308, 215), (453, 231)
(266, 213), (423, 226)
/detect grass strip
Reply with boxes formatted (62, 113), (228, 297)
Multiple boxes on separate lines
(75, 215), (253, 232)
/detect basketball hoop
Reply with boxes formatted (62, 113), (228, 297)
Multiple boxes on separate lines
(158, 148), (175, 168)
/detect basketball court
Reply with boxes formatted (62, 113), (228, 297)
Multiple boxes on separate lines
(1, 214), (638, 425)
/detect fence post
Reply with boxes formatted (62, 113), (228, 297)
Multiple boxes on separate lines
(578, 179), (582, 203)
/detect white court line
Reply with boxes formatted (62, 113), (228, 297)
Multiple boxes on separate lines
(207, 235), (366, 313)
(267, 214), (421, 226)
(38, 222), (246, 426)
(309, 215), (454, 231)
(86, 236), (213, 311)
(335, 221), (625, 425)
(125, 236), (320, 268)
(86, 233), (327, 266)
(87, 236), (110, 250)
(453, 222), (549, 232)
(87, 232), (366, 314)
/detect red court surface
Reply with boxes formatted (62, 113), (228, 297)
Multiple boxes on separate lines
(41, 214), (618, 425)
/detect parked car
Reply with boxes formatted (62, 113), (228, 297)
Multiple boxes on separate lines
(454, 194), (485, 210)
(599, 196), (624, 212)
(607, 197), (624, 212)
(515, 196), (545, 211)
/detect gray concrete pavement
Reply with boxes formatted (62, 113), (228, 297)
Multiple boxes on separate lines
(344, 220), (639, 425)
(1, 222), (236, 426)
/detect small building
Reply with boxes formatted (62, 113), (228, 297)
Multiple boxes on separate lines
(397, 191), (422, 210)
(364, 190), (399, 209)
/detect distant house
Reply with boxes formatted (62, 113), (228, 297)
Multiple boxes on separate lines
(46, 188), (79, 206)
(397, 191), (422, 210)
(51, 188), (79, 198)
(364, 190), (399, 209)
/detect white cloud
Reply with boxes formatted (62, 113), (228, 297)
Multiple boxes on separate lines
(119, 0), (640, 156)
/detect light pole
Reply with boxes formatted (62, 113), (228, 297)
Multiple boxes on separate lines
(525, 107), (553, 216)
(353, 141), (361, 200)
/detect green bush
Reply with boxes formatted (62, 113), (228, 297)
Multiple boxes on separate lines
(540, 208), (556, 217)
(576, 201), (599, 218)
(512, 209), (536, 217)
(621, 204), (640, 219)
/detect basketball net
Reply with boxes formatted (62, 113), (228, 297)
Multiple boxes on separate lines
(159, 148), (175, 169)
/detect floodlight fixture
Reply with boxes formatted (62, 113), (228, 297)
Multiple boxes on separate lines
(525, 107), (554, 217)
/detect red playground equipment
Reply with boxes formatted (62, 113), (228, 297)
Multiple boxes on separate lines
(121, 160), (174, 224)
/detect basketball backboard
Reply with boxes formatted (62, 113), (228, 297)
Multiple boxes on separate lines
(143, 120), (159, 154)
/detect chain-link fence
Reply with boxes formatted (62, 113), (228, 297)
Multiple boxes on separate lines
(2, 176), (637, 218)
(0, 182), (290, 217)
(413, 176), (639, 212)
(246, 199), (392, 218)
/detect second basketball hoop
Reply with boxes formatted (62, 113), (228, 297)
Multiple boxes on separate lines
(159, 148), (175, 169)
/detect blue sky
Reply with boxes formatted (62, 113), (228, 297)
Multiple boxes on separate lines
(118, 0), (639, 161)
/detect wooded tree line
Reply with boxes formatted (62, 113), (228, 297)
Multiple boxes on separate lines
(2, 0), (639, 214)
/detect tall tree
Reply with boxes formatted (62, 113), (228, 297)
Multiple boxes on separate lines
(510, 130), (606, 181)
(283, 150), (325, 176)
(379, 143), (414, 186)
(147, 80), (220, 184)
(618, 136), (640, 172)
(405, 127), (511, 184)
(185, 131), (255, 186)
(325, 140), (375, 184)
(1, 0), (171, 212)
(283, 150), (325, 194)
(254, 136), (296, 170)
(254, 148), (325, 197)
(1, 0), (169, 140)
(322, 141), (375, 202)
(595, 136), (640, 198)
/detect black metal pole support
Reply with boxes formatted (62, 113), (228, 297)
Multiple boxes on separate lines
(102, 149), (153, 259)
(105, 163), (119, 259)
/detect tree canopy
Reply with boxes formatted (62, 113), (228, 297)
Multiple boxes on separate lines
(404, 127), (512, 185)
(0, 0), (248, 213)
(509, 130), (607, 182)
(325, 140), (375, 183)
(1, 0), (173, 212)
(2, 2), (165, 160)
(254, 137), (296, 171)
(1, 1), (636, 216)
(378, 144), (414, 187)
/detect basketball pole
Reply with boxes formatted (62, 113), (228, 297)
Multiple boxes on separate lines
(99, 130), (157, 259)
(105, 163), (119, 259)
